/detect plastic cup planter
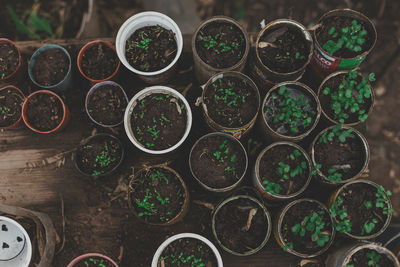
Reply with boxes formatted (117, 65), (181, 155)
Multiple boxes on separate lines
(67, 253), (118, 267)
(310, 125), (370, 185)
(0, 216), (32, 267)
(77, 40), (120, 83)
(124, 86), (192, 155)
(116, 11), (183, 84)
(211, 195), (272, 256)
(253, 142), (313, 201)
(28, 44), (72, 93)
(259, 81), (321, 143)
(274, 198), (336, 258)
(0, 85), (25, 129)
(151, 233), (223, 267)
(192, 16), (250, 84)
(326, 242), (400, 267)
(0, 38), (23, 83)
(22, 90), (70, 134)
(311, 9), (377, 78)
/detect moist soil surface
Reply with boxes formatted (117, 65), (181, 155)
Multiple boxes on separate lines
(87, 84), (127, 126)
(204, 76), (258, 128)
(125, 25), (177, 72)
(347, 248), (395, 267)
(74, 256), (115, 267)
(320, 73), (372, 124)
(282, 201), (332, 255)
(259, 145), (309, 196)
(130, 93), (187, 150)
(314, 130), (366, 182)
(129, 167), (186, 224)
(32, 48), (69, 86)
(0, 42), (19, 79)
(214, 197), (268, 254)
(159, 238), (218, 267)
(195, 21), (246, 69)
(335, 183), (389, 236)
(0, 88), (24, 127)
(316, 16), (375, 58)
(190, 135), (246, 189)
(258, 24), (310, 73)
(81, 43), (119, 80)
(26, 93), (63, 131)
(76, 135), (123, 176)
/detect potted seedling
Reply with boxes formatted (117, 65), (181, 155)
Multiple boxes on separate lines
(67, 253), (118, 267)
(251, 19), (313, 86)
(85, 81), (128, 127)
(212, 195), (271, 256)
(152, 233), (223, 267)
(22, 90), (69, 134)
(192, 16), (250, 84)
(75, 133), (124, 177)
(28, 44), (72, 93)
(201, 71), (260, 139)
(116, 12), (183, 84)
(311, 125), (369, 185)
(124, 86), (192, 154)
(189, 132), (248, 192)
(0, 38), (22, 83)
(253, 142), (312, 201)
(311, 9), (377, 77)
(77, 40), (120, 82)
(260, 81), (321, 142)
(0, 85), (25, 129)
(326, 242), (400, 267)
(329, 180), (393, 240)
(275, 198), (335, 258)
(128, 165), (189, 225)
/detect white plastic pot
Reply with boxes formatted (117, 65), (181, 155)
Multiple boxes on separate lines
(115, 11), (183, 84)
(124, 86), (192, 154)
(151, 233), (223, 267)
(0, 216), (32, 267)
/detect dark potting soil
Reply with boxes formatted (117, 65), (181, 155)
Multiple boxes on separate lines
(130, 93), (187, 150)
(26, 93), (63, 131)
(258, 25), (311, 73)
(335, 183), (389, 236)
(190, 135), (246, 189)
(316, 16), (375, 58)
(0, 88), (24, 127)
(125, 25), (177, 72)
(314, 129), (366, 182)
(87, 85), (127, 126)
(32, 48), (69, 86)
(259, 145), (309, 196)
(203, 76), (258, 128)
(214, 197), (269, 254)
(320, 73), (372, 124)
(195, 21), (246, 69)
(0, 42), (19, 79)
(347, 248), (395, 267)
(129, 167), (186, 224)
(264, 85), (317, 137)
(159, 238), (218, 267)
(81, 43), (119, 80)
(74, 256), (114, 267)
(76, 135), (123, 176)
(282, 201), (332, 255)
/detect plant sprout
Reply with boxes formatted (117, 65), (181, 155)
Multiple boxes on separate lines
(291, 210), (330, 247)
(330, 196), (352, 233)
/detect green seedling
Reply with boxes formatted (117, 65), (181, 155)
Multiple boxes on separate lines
(366, 250), (382, 267)
(291, 211), (330, 247)
(330, 196), (352, 233)
(319, 124), (355, 144)
(197, 29), (244, 56)
(376, 185), (394, 215)
(94, 143), (116, 171)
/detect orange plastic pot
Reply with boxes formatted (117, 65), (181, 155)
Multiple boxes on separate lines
(0, 38), (23, 83)
(0, 85), (25, 129)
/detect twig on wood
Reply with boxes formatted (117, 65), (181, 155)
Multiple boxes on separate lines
(25, 149), (76, 170)
(258, 41), (277, 48)
(286, 180), (294, 195)
(178, 66), (193, 74)
(193, 200), (214, 210)
(245, 208), (258, 231)
(182, 83), (193, 97)
(299, 259), (319, 266)
(118, 245), (124, 262)
(56, 194), (66, 255)
(307, 24), (322, 31)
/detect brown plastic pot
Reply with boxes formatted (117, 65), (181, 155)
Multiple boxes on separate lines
(0, 38), (23, 83)
(22, 90), (70, 134)
(192, 16), (250, 84)
(67, 253), (119, 267)
(201, 71), (260, 139)
(127, 165), (189, 226)
(77, 40), (120, 83)
(0, 85), (25, 129)
(253, 141), (312, 201)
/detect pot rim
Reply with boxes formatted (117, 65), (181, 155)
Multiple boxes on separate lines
(0, 38), (22, 81)
(0, 85), (25, 129)
(67, 253), (119, 267)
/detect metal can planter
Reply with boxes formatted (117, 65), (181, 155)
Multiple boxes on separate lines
(192, 16), (250, 84)
(311, 9), (377, 78)
(0, 85), (25, 129)
(0, 38), (23, 84)
(67, 253), (119, 267)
